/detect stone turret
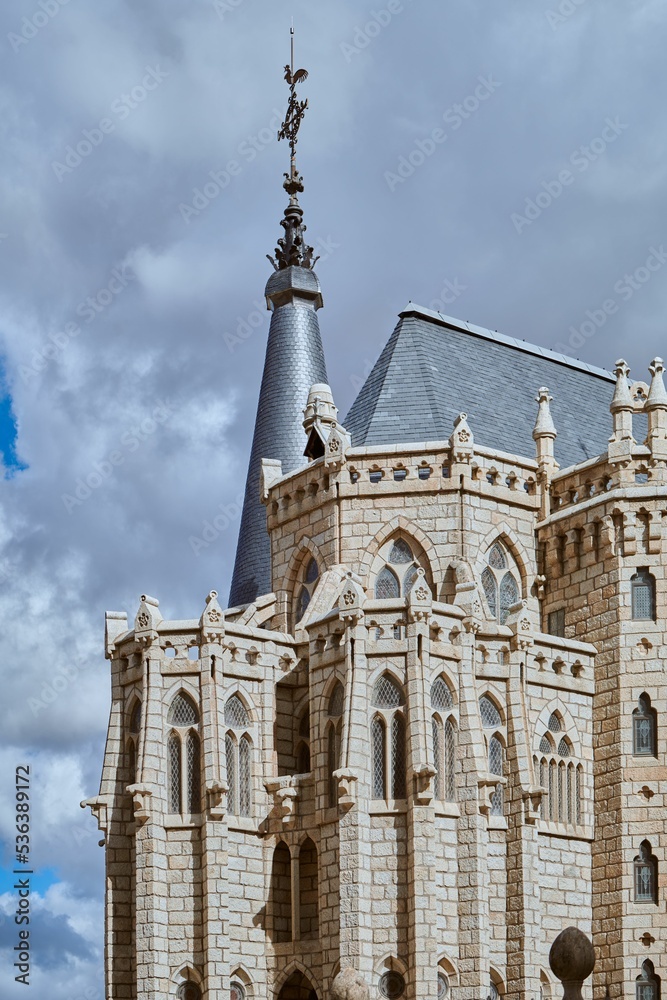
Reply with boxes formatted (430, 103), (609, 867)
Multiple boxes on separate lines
(229, 56), (328, 607)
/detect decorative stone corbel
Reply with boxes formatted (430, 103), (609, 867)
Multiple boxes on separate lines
(454, 579), (484, 634)
(449, 412), (474, 463)
(265, 777), (300, 828)
(206, 780), (227, 820)
(127, 784), (152, 825)
(478, 775), (507, 815)
(338, 574), (365, 626)
(200, 590), (225, 642)
(260, 458), (283, 501)
(81, 795), (109, 834)
(105, 611), (128, 659)
(622, 511), (637, 556)
(533, 574), (546, 601)
(333, 768), (358, 810)
(523, 785), (545, 824)
(407, 568), (432, 623)
(505, 599), (536, 651)
(134, 595), (162, 647)
(413, 763), (436, 805)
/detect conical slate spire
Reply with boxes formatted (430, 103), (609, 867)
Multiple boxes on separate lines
(229, 34), (328, 608)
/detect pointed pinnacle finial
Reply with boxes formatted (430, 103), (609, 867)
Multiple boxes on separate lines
(267, 24), (318, 273)
(610, 359), (633, 412)
(647, 357), (667, 408)
(533, 386), (557, 440)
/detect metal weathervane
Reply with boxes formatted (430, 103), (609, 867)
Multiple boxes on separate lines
(278, 23), (309, 200)
(268, 23), (319, 272)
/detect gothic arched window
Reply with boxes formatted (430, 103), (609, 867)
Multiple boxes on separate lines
(635, 841), (658, 903)
(633, 694), (657, 757)
(373, 536), (430, 600)
(127, 699), (141, 787)
(479, 694), (506, 817)
(327, 682), (344, 808)
(637, 962), (660, 1000)
(296, 708), (311, 773)
(481, 541), (520, 624)
(431, 676), (457, 803)
(167, 693), (201, 816)
(225, 694), (253, 818)
(371, 674), (407, 801)
(632, 569), (656, 621)
(295, 555), (320, 626)
(535, 712), (583, 825)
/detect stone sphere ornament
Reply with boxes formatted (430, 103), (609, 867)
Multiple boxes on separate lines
(549, 926), (596, 1000)
(330, 968), (371, 1000)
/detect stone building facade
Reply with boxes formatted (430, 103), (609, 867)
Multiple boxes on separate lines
(86, 78), (667, 1000)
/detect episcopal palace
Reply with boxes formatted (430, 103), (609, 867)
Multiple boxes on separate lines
(86, 59), (667, 1000)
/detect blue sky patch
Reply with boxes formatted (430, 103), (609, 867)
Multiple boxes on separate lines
(0, 360), (27, 477)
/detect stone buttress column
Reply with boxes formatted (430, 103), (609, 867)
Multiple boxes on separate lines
(335, 578), (374, 987)
(504, 603), (542, 1000)
(200, 593), (228, 1000)
(405, 577), (438, 999)
(455, 613), (491, 1000)
(132, 599), (170, 1000)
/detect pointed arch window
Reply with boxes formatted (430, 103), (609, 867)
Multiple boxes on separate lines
(127, 699), (141, 787)
(327, 682), (344, 808)
(488, 735), (505, 816)
(295, 556), (320, 626)
(481, 541), (520, 624)
(431, 676), (457, 803)
(635, 841), (658, 903)
(632, 569), (656, 621)
(371, 674), (407, 802)
(167, 693), (201, 816)
(225, 694), (254, 818)
(633, 694), (657, 756)
(536, 712), (583, 825)
(637, 962), (660, 1000)
(373, 536), (430, 600)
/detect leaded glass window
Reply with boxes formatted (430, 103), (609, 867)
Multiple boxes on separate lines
(231, 983), (246, 1000)
(226, 734), (237, 816)
(294, 554), (320, 626)
(178, 984), (201, 1000)
(372, 716), (385, 799)
(633, 695), (656, 756)
(431, 677), (454, 712)
(305, 557), (319, 584)
(548, 713), (562, 734)
(168, 733), (181, 814)
(636, 962), (659, 1000)
(376, 566), (400, 600)
(373, 674), (404, 709)
(389, 539), (413, 563)
(403, 564), (419, 595)
(480, 696), (502, 729)
(632, 569), (656, 621)
(329, 682), (344, 717)
(432, 717), (443, 802)
(438, 973), (450, 999)
(489, 736), (504, 816)
(239, 736), (251, 816)
(539, 734), (553, 754)
(482, 541), (520, 624)
(488, 982), (500, 1000)
(298, 586), (311, 620)
(557, 738), (570, 757)
(225, 695), (250, 729)
(444, 717), (456, 802)
(499, 572), (519, 624)
(391, 714), (406, 799)
(129, 701), (141, 734)
(635, 842), (657, 903)
(186, 731), (201, 814)
(328, 724), (339, 808)
(379, 971), (406, 999)
(168, 693), (199, 728)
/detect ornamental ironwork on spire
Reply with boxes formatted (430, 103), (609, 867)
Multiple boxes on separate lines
(267, 26), (319, 272)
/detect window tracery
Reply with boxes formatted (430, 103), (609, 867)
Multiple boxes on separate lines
(373, 536), (430, 600)
(534, 712), (583, 826)
(371, 674), (407, 802)
(167, 693), (201, 816)
(225, 694), (254, 818)
(481, 542), (520, 624)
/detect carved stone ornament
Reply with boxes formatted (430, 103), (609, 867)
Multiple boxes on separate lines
(81, 796), (108, 834)
(206, 780), (227, 820)
(523, 785), (545, 824)
(338, 575), (365, 625)
(450, 412), (474, 463)
(134, 594), (162, 639)
(333, 768), (358, 810)
(127, 784), (152, 825)
(330, 968), (370, 1000)
(413, 763), (436, 805)
(200, 590), (225, 642)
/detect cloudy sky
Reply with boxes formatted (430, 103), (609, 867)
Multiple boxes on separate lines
(1, 0), (666, 995)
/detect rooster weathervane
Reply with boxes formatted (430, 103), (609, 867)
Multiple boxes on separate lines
(278, 22), (309, 198)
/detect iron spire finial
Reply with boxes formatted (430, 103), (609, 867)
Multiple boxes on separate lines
(267, 24), (319, 272)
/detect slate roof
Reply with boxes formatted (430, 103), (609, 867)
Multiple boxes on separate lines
(344, 305), (618, 470)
